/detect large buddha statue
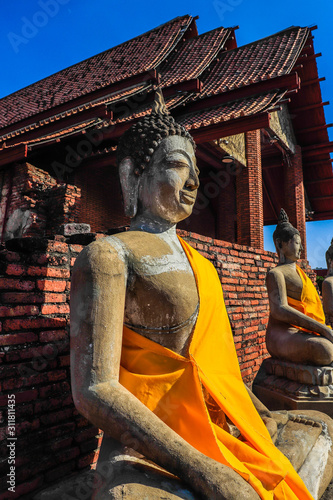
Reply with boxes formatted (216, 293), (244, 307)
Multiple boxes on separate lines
(71, 92), (317, 499)
(266, 209), (333, 366)
(323, 239), (333, 328)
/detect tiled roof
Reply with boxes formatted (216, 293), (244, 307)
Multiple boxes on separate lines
(0, 15), (192, 129)
(0, 85), (145, 144)
(178, 92), (285, 129)
(160, 27), (232, 86)
(199, 27), (309, 97)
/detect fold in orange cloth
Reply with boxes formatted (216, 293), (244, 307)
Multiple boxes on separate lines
(287, 265), (326, 331)
(120, 237), (313, 500)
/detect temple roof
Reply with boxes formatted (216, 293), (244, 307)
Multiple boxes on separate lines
(0, 16), (332, 222)
(0, 15), (193, 129)
(200, 27), (310, 95)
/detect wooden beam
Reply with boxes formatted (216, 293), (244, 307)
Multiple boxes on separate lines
(174, 73), (300, 116)
(311, 195), (333, 201)
(298, 123), (333, 135)
(291, 101), (329, 113)
(189, 113), (271, 143)
(305, 177), (333, 185)
(298, 52), (322, 62)
(163, 79), (203, 97)
(0, 144), (28, 168)
(195, 146), (223, 170)
(302, 141), (333, 157)
(303, 158), (333, 167)
(302, 77), (326, 87)
(311, 211), (333, 221)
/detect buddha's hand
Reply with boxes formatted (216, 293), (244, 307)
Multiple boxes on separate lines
(262, 415), (278, 443)
(189, 454), (260, 500)
(322, 325), (333, 343)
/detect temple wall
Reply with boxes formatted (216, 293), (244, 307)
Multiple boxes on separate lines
(0, 163), (81, 243)
(0, 230), (317, 497)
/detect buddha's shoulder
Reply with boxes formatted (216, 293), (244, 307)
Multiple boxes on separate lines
(73, 235), (128, 270)
(266, 265), (288, 281)
(78, 231), (173, 264)
(267, 264), (300, 282)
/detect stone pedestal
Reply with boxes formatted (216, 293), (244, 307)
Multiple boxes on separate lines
(253, 358), (333, 418)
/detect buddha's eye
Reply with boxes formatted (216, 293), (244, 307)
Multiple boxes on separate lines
(165, 160), (190, 169)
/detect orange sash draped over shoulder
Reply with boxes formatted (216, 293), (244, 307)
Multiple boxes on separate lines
(119, 237), (313, 500)
(287, 266), (326, 328)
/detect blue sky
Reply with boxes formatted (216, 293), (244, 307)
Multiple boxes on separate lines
(1, 0), (332, 267)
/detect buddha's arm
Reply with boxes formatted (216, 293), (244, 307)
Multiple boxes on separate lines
(266, 270), (333, 342)
(323, 279), (333, 318)
(70, 239), (259, 500)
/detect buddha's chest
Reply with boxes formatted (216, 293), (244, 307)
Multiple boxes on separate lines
(283, 270), (303, 300)
(125, 258), (198, 329)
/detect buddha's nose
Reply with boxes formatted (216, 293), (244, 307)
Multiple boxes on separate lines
(185, 170), (200, 190)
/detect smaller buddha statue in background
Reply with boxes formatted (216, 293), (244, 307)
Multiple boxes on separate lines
(323, 239), (333, 328)
(266, 209), (333, 366)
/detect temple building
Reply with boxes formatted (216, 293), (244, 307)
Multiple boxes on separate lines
(0, 15), (332, 258)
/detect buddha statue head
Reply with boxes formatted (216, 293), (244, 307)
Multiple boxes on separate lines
(116, 89), (199, 228)
(326, 239), (333, 275)
(273, 209), (302, 263)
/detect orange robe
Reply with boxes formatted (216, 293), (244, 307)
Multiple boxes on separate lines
(287, 265), (326, 329)
(120, 237), (313, 500)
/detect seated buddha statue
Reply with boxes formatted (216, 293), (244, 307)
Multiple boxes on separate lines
(70, 91), (316, 499)
(323, 239), (333, 328)
(266, 209), (333, 366)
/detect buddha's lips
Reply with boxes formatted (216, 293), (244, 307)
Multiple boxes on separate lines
(180, 191), (196, 205)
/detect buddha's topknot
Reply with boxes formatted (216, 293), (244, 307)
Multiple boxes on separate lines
(116, 88), (195, 173)
(273, 209), (300, 246)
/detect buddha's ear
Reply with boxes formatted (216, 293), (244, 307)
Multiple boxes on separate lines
(119, 157), (140, 218)
(275, 238), (282, 250)
(274, 238), (282, 255)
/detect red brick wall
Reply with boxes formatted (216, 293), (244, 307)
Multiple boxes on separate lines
(284, 145), (307, 259)
(0, 230), (317, 497)
(0, 163), (81, 243)
(236, 130), (264, 249)
(0, 237), (102, 498)
(74, 164), (129, 233)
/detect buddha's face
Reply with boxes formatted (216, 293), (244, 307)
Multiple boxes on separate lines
(137, 135), (199, 224)
(280, 233), (302, 262)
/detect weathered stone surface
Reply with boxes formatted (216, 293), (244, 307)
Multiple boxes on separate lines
(256, 372), (333, 399)
(269, 104), (297, 154)
(94, 457), (197, 499)
(321, 478), (333, 500)
(60, 223), (91, 236)
(264, 358), (333, 386)
(272, 410), (333, 500)
(32, 464), (196, 500)
(275, 413), (322, 471)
